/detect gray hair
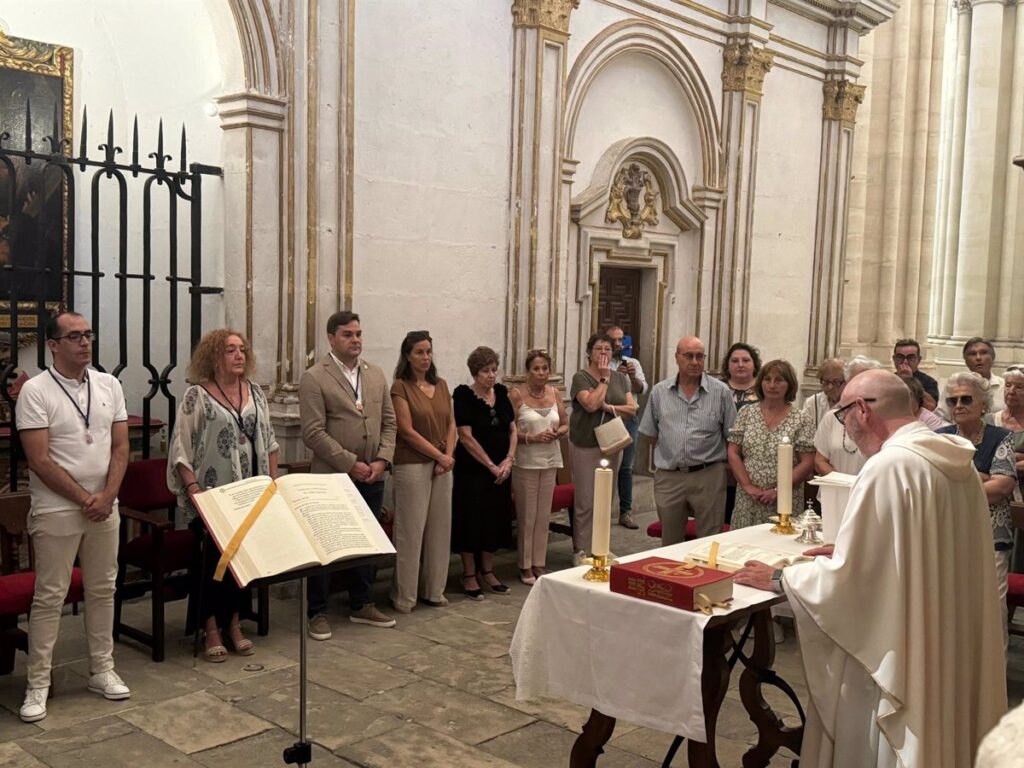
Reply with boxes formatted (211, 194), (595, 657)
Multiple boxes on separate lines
(943, 371), (993, 413)
(1003, 365), (1024, 382)
(844, 355), (883, 381)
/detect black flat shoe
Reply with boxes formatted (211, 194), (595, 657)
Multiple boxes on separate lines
(460, 575), (485, 601)
(481, 570), (510, 594)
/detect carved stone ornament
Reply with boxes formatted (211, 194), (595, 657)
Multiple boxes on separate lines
(511, 0), (581, 34)
(722, 42), (774, 97)
(606, 162), (659, 239)
(822, 80), (866, 124)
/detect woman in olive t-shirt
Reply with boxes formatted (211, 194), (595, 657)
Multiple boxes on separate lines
(568, 332), (636, 561)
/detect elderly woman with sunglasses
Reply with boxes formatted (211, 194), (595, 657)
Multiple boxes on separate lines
(451, 346), (516, 599)
(936, 372), (1017, 643)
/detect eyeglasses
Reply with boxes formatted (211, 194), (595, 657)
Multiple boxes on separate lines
(834, 398), (877, 425)
(819, 378), (845, 388)
(52, 331), (95, 344)
(677, 352), (706, 361)
(892, 354), (919, 364)
(945, 395), (974, 408)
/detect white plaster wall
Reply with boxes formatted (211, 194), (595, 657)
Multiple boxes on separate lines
(0, 1), (231, 425)
(747, 69), (823, 374)
(353, 0), (512, 386)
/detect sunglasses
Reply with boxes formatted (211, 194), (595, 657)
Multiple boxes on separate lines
(834, 398), (877, 426)
(489, 407), (499, 427)
(945, 395), (974, 408)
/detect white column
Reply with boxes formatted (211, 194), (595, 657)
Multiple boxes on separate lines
(506, 1), (578, 378)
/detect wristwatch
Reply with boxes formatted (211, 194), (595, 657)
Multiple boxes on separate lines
(769, 569), (784, 593)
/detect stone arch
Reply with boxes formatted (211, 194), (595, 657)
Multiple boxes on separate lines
(205, 0), (286, 96)
(571, 136), (706, 231)
(564, 19), (723, 190)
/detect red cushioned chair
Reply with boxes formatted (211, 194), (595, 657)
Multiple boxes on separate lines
(1009, 503), (1024, 638)
(646, 519), (731, 541)
(548, 483), (575, 538)
(114, 459), (197, 661)
(0, 492), (84, 674)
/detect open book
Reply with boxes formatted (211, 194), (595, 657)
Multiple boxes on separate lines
(684, 541), (813, 573)
(192, 474), (396, 586)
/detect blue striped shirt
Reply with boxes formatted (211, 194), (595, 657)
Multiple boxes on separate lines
(638, 373), (737, 468)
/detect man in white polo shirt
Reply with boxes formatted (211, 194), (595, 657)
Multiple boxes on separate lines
(14, 312), (130, 722)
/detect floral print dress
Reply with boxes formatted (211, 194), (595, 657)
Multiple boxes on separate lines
(728, 404), (814, 528)
(166, 382), (279, 525)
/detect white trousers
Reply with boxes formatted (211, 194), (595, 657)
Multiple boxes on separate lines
(511, 467), (556, 569)
(27, 512), (120, 689)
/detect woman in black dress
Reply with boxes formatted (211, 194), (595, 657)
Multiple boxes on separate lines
(452, 346), (517, 599)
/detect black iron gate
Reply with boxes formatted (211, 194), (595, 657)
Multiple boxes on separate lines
(0, 104), (224, 489)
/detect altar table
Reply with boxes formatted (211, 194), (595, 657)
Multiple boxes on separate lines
(510, 524), (808, 767)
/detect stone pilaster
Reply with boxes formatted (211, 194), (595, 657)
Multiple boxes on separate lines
(710, 39), (773, 367)
(506, 0), (579, 376)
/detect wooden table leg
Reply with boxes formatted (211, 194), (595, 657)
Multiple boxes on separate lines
(686, 623), (735, 768)
(739, 610), (803, 767)
(570, 709), (617, 768)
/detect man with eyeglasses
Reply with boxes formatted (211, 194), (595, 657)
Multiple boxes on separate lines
(638, 336), (735, 542)
(734, 370), (1007, 767)
(606, 326), (647, 529)
(14, 312), (130, 722)
(892, 338), (938, 410)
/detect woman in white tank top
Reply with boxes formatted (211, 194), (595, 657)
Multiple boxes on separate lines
(509, 349), (568, 585)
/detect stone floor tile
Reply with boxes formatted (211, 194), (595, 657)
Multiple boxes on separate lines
(402, 613), (514, 659)
(0, 742), (48, 767)
(38, 730), (202, 767)
(480, 719), (659, 768)
(0, 667), (139, 733)
(486, 686), (595, 734)
(15, 715), (134, 761)
(329, 624), (440, 661)
(390, 644), (513, 696)
(65, 651), (213, 705)
(365, 679), (533, 746)
(306, 644), (418, 700)
(236, 682), (404, 751)
(166, 643), (296, 685)
(337, 721), (524, 768)
(118, 691), (273, 754)
(609, 724), (684, 762)
(206, 666), (299, 705)
(192, 727), (359, 767)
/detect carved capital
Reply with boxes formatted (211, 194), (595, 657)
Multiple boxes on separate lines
(722, 42), (775, 98)
(952, 0), (973, 11)
(822, 79), (866, 123)
(511, 0), (581, 34)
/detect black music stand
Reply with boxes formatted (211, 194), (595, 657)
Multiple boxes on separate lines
(195, 544), (394, 767)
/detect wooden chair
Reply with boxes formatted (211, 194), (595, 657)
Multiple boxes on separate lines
(1008, 502), (1024, 638)
(0, 492), (84, 674)
(114, 459), (271, 662)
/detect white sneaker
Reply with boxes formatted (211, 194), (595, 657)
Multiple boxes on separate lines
(20, 687), (48, 722)
(87, 670), (130, 700)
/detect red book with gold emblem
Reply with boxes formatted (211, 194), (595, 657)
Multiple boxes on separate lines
(609, 556), (733, 612)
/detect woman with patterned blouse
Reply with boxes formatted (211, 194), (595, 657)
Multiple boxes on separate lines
(167, 329), (279, 662)
(937, 371), (1017, 644)
(727, 359), (815, 528)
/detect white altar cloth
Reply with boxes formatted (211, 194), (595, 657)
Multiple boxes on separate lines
(510, 524), (809, 742)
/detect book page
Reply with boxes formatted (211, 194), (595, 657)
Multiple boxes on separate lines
(685, 541), (811, 573)
(193, 476), (320, 585)
(277, 473), (396, 563)
(809, 472), (857, 487)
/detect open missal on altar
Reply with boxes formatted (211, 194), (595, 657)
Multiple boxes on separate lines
(609, 557), (733, 612)
(192, 474), (396, 586)
(684, 541), (812, 573)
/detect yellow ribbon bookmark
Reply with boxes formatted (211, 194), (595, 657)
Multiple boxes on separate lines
(213, 480), (278, 582)
(708, 541), (720, 570)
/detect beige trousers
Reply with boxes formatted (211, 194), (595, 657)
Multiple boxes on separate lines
(511, 467), (556, 569)
(27, 512), (120, 689)
(652, 463), (727, 544)
(390, 463), (453, 611)
(570, 445), (622, 553)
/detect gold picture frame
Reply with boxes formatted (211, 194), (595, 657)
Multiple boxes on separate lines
(0, 28), (73, 331)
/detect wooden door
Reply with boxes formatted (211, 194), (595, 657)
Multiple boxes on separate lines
(597, 267), (642, 355)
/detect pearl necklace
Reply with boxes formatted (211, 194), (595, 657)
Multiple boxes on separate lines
(527, 384), (546, 399)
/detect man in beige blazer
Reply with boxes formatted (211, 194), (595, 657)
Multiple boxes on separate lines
(299, 310), (397, 637)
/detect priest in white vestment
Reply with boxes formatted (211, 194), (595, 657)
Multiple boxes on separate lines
(735, 370), (1007, 768)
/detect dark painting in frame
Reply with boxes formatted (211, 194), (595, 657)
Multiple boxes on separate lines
(0, 28), (73, 331)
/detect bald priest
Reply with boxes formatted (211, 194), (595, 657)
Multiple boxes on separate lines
(735, 370), (1007, 768)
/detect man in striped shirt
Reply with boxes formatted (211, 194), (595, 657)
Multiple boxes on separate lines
(639, 336), (736, 543)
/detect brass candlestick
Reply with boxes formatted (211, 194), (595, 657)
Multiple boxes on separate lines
(581, 554), (616, 582)
(770, 511), (797, 535)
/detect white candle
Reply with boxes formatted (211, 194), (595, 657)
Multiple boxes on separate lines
(592, 461), (613, 557)
(777, 437), (793, 518)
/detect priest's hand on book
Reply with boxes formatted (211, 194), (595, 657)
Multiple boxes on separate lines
(732, 561), (775, 592)
(803, 545), (834, 558)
